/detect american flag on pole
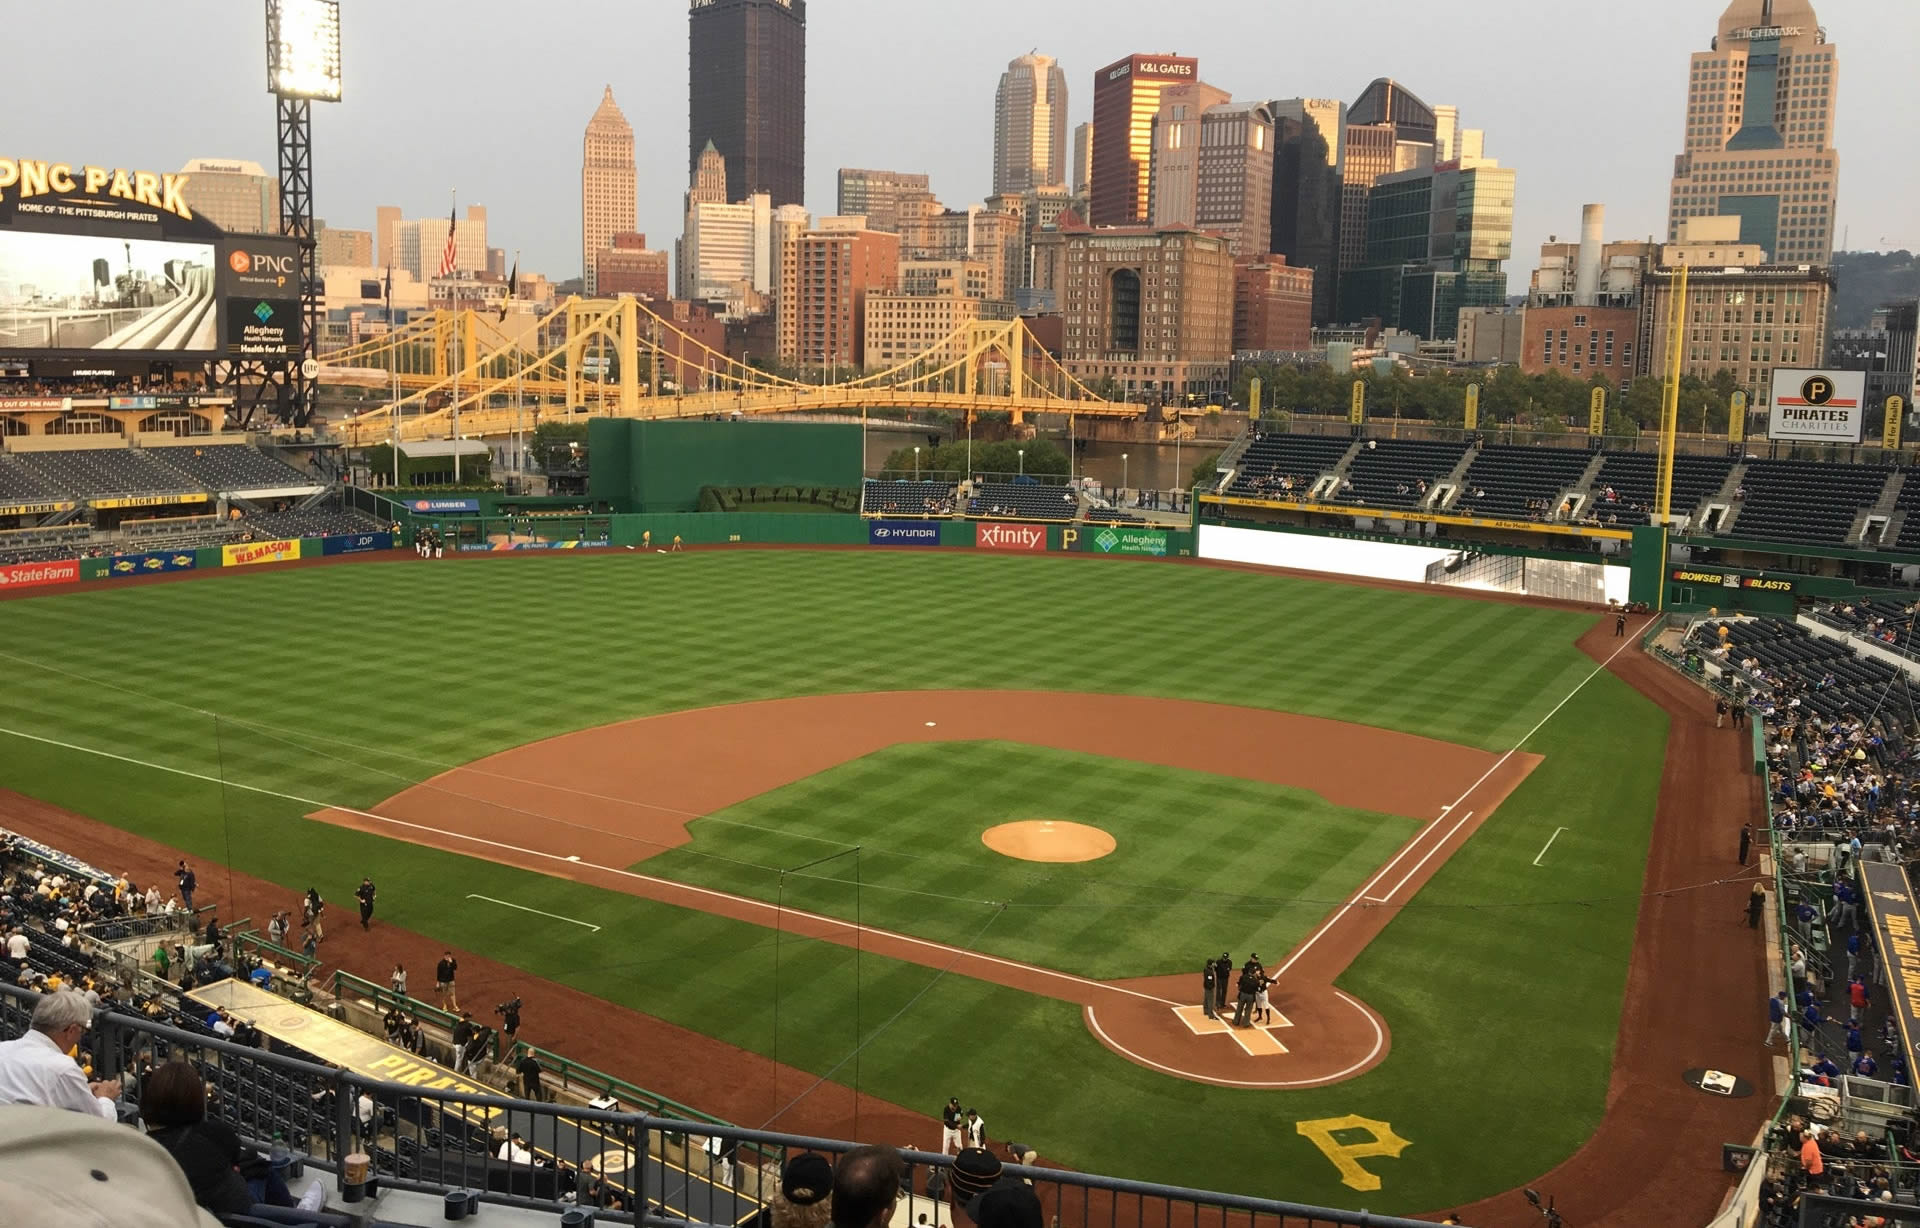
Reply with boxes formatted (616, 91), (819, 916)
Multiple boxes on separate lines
(437, 202), (458, 278)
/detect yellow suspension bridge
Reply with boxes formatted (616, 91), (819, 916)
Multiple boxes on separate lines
(322, 297), (1134, 447)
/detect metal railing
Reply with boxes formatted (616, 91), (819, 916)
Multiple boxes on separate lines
(0, 979), (1461, 1228)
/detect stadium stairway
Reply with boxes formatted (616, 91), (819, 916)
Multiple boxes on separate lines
(1431, 444), (1481, 509)
(1695, 462), (1748, 534)
(1853, 470), (1907, 548)
(1319, 438), (1366, 489)
(1564, 451), (1610, 519)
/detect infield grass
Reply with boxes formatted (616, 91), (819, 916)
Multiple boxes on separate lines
(0, 550), (1663, 1211)
(645, 740), (1420, 978)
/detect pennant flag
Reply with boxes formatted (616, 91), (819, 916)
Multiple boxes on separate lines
(499, 256), (517, 320)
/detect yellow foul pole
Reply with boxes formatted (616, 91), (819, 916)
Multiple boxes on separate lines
(1654, 263), (1688, 526)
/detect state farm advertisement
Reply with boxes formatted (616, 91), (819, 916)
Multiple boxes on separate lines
(0, 559), (80, 590)
(975, 522), (1048, 552)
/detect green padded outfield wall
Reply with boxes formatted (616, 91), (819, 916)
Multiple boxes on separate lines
(589, 420), (862, 513)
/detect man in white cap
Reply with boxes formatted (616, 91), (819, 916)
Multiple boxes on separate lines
(0, 989), (121, 1117)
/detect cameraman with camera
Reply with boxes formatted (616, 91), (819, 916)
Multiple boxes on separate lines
(495, 997), (523, 1043)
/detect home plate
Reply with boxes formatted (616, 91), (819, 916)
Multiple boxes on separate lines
(1171, 1004), (1291, 1055)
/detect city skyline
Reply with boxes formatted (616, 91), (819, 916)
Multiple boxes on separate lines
(12, 0), (1916, 293)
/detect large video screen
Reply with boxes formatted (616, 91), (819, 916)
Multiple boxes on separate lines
(0, 230), (219, 353)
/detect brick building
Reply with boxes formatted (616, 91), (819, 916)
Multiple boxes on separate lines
(594, 233), (671, 301)
(1233, 259), (1314, 353)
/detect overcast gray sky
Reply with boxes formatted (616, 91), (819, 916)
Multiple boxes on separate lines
(10, 0), (1916, 285)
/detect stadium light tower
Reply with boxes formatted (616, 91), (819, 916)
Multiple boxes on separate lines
(266, 0), (341, 427)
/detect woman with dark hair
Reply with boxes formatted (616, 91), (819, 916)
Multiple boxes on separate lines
(142, 1059), (318, 1214)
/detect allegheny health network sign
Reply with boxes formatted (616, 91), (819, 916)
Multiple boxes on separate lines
(1091, 527), (1169, 557)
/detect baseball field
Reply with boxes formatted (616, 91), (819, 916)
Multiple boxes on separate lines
(0, 549), (1670, 1212)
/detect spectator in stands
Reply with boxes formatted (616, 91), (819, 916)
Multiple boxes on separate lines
(0, 989), (121, 1117)
(497, 1131), (535, 1164)
(3, 927), (26, 976)
(1799, 1127), (1826, 1188)
(143, 883), (162, 915)
(772, 1152), (834, 1228)
(1855, 1051), (1879, 1077)
(831, 1145), (905, 1228)
(964, 1179), (1044, 1228)
(137, 1059), (289, 1220)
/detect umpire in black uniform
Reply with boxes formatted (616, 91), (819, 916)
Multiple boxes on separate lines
(1213, 953), (1233, 1013)
(1202, 959), (1218, 1019)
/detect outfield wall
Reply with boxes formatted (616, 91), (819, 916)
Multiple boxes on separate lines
(1198, 523), (1632, 605)
(588, 420), (864, 513)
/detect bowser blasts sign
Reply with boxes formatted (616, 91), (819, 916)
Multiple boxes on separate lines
(1769, 369), (1866, 442)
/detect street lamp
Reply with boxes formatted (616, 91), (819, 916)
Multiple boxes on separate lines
(1122, 452), (1129, 501)
(1018, 447), (1025, 476)
(913, 445), (920, 478)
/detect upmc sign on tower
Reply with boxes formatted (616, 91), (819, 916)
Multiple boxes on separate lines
(1769, 368), (1867, 442)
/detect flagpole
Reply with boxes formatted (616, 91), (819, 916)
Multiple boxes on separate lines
(513, 251), (523, 494)
(449, 188), (461, 484)
(387, 266), (399, 490)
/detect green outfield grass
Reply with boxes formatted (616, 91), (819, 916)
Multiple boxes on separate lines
(0, 551), (1664, 1211)
(645, 740), (1420, 978)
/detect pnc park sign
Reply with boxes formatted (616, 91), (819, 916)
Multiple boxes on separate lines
(0, 158), (196, 221)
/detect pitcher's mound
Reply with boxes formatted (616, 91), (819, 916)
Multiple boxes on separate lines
(982, 820), (1116, 863)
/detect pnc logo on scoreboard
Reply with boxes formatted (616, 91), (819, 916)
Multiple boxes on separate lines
(228, 247), (295, 288)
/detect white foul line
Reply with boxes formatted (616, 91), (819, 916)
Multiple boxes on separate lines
(465, 894), (602, 932)
(0, 720), (1178, 1010)
(1267, 621), (1648, 981)
(1532, 827), (1569, 867)
(1361, 812), (1471, 903)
